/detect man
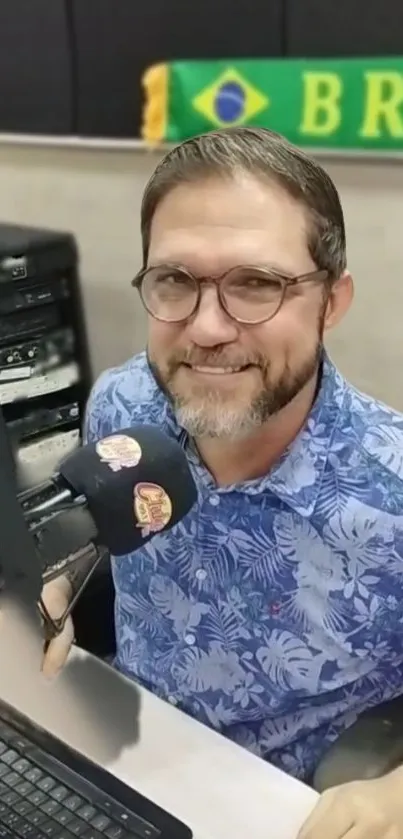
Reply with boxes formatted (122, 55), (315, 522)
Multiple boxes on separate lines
(43, 127), (403, 837)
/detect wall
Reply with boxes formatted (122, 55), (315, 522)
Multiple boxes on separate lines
(0, 140), (401, 409)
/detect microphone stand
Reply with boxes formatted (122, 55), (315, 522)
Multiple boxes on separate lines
(38, 543), (107, 644)
(0, 404), (106, 644)
(25, 497), (108, 643)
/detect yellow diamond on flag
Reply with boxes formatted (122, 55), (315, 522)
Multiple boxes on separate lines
(192, 67), (269, 128)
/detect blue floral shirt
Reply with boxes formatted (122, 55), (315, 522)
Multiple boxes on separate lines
(85, 351), (403, 781)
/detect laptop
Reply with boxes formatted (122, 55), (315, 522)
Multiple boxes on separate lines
(0, 696), (192, 839)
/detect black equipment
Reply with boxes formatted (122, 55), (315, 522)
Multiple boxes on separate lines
(0, 223), (92, 492)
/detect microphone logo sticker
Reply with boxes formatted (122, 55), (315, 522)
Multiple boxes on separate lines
(133, 482), (172, 537)
(96, 435), (142, 472)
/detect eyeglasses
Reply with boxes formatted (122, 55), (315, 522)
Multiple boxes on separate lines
(132, 264), (329, 325)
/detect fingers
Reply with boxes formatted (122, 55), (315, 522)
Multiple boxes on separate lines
(297, 783), (398, 839)
(300, 816), (389, 839)
(41, 576), (72, 606)
(297, 788), (354, 839)
(41, 616), (74, 679)
(40, 576), (74, 679)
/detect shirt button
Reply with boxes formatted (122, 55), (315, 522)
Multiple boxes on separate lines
(209, 495), (220, 506)
(168, 695), (178, 705)
(185, 633), (196, 646)
(195, 568), (207, 581)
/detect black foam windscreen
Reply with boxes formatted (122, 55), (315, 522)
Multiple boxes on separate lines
(58, 425), (198, 556)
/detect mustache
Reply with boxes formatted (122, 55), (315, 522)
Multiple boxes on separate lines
(169, 349), (267, 369)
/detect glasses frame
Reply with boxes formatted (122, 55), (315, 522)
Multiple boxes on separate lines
(131, 264), (329, 326)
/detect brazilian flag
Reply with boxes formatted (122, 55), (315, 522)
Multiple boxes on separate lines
(141, 61), (274, 143)
(141, 56), (403, 152)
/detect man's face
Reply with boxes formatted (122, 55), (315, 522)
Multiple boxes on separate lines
(145, 173), (338, 439)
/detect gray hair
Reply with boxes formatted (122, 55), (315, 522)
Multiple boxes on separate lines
(141, 126), (347, 279)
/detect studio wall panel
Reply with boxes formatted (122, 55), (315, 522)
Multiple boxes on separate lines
(0, 0), (73, 134)
(285, 0), (403, 57)
(72, 0), (284, 139)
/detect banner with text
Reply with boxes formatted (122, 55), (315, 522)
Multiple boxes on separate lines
(141, 57), (403, 151)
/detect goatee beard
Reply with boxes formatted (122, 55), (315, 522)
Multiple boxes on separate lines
(146, 342), (324, 440)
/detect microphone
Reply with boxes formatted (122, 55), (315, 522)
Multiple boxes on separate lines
(23, 424), (198, 565)
(13, 426), (198, 639)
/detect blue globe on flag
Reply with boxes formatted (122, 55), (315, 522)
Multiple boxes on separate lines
(192, 68), (270, 128)
(214, 81), (246, 123)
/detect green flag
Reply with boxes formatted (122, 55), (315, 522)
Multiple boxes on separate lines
(141, 57), (403, 151)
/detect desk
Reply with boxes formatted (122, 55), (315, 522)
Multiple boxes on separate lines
(0, 606), (318, 839)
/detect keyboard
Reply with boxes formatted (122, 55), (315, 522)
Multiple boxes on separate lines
(0, 701), (191, 839)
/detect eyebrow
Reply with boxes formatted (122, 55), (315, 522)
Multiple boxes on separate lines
(150, 260), (298, 279)
(255, 263), (297, 279)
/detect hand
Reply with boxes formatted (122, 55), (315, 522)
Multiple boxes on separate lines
(40, 576), (75, 679)
(298, 769), (403, 838)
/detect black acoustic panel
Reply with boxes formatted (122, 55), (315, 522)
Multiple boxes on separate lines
(0, 0), (73, 134)
(286, 0), (403, 56)
(72, 0), (284, 138)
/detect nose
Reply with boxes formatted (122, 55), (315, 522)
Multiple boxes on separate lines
(186, 284), (239, 347)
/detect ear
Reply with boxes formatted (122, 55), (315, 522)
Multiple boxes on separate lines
(323, 270), (354, 331)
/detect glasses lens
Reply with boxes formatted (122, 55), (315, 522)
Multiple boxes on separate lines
(140, 267), (198, 321)
(222, 268), (284, 323)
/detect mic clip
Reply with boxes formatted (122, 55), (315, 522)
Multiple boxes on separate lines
(25, 499), (105, 643)
(39, 543), (107, 644)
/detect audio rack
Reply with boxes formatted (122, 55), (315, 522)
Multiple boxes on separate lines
(0, 223), (92, 491)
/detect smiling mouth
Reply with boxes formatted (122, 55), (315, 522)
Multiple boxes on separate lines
(182, 364), (252, 375)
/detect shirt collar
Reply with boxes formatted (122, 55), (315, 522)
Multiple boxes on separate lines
(156, 353), (347, 516)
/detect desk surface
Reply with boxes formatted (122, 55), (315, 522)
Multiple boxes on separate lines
(0, 606), (318, 839)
